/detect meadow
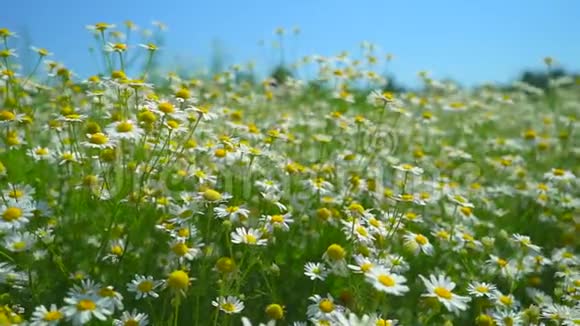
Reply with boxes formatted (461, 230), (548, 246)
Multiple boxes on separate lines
(0, 22), (578, 325)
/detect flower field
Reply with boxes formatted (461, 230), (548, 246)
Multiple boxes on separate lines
(0, 22), (578, 325)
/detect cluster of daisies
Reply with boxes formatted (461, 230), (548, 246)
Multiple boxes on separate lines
(0, 22), (578, 325)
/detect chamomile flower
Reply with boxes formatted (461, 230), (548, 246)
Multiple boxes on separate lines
(169, 239), (202, 262)
(27, 146), (54, 162)
(384, 254), (410, 273)
(82, 132), (115, 149)
(322, 243), (348, 275)
(127, 275), (163, 300)
(212, 296), (245, 314)
(420, 274), (471, 314)
(492, 291), (518, 309)
(307, 294), (343, 319)
(541, 303), (576, 324)
(403, 232), (434, 256)
(113, 310), (149, 326)
(231, 227), (268, 246)
(106, 120), (144, 141)
(347, 254), (376, 274)
(543, 168), (575, 182)
(304, 262), (328, 281)
(0, 200), (34, 230)
(393, 163), (424, 176)
(62, 293), (112, 326)
(447, 193), (475, 208)
(467, 281), (497, 298)
(30, 304), (64, 326)
(262, 213), (294, 231)
(365, 266), (409, 295)
(4, 231), (35, 252)
(491, 310), (523, 326)
(97, 286), (124, 312)
(511, 233), (542, 253)
(214, 205), (250, 223)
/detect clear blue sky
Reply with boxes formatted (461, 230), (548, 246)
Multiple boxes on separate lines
(2, 0), (579, 86)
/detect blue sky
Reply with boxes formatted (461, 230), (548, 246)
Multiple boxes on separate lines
(2, 0), (579, 86)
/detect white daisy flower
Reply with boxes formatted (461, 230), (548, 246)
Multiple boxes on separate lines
(365, 266), (409, 296)
(62, 293), (112, 326)
(262, 213), (294, 232)
(106, 120), (144, 141)
(127, 275), (163, 300)
(420, 274), (471, 314)
(467, 281), (497, 298)
(403, 232), (434, 256)
(0, 200), (34, 231)
(214, 205), (250, 223)
(304, 262), (328, 281)
(212, 296), (245, 314)
(113, 309), (149, 326)
(30, 304), (64, 326)
(230, 227), (267, 246)
(307, 294), (343, 320)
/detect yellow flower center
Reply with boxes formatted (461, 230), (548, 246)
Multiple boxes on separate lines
(137, 280), (154, 293)
(216, 257), (236, 273)
(475, 285), (488, 293)
(2, 207), (22, 221)
(177, 228), (189, 238)
(434, 287), (453, 299)
(368, 218), (380, 227)
(167, 270), (189, 290)
(116, 121), (134, 133)
(12, 241), (26, 250)
(43, 311), (63, 321)
(348, 203), (364, 214)
(203, 189), (222, 201)
(318, 299), (334, 313)
(89, 133), (109, 145)
(110, 245), (123, 256)
(158, 102), (175, 114)
(360, 262), (373, 273)
(271, 215), (284, 223)
(436, 230), (450, 240)
(172, 243), (189, 256)
(497, 258), (508, 267)
(401, 193), (414, 201)
(405, 212), (417, 220)
(378, 274), (395, 287)
(376, 319), (392, 326)
(553, 169), (565, 176)
(265, 303), (284, 320)
(221, 303), (236, 312)
(401, 164), (413, 170)
(462, 233), (475, 242)
(76, 299), (96, 311)
(35, 147), (49, 155)
(226, 206), (239, 213)
(214, 148), (227, 158)
(317, 208), (332, 220)
(124, 320), (139, 326)
(499, 295), (513, 306)
(350, 224), (365, 236)
(7, 190), (23, 199)
(415, 234), (428, 245)
(99, 287), (115, 297)
(460, 207), (472, 216)
(326, 244), (346, 261)
(244, 234), (257, 244)
(0, 111), (15, 121)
